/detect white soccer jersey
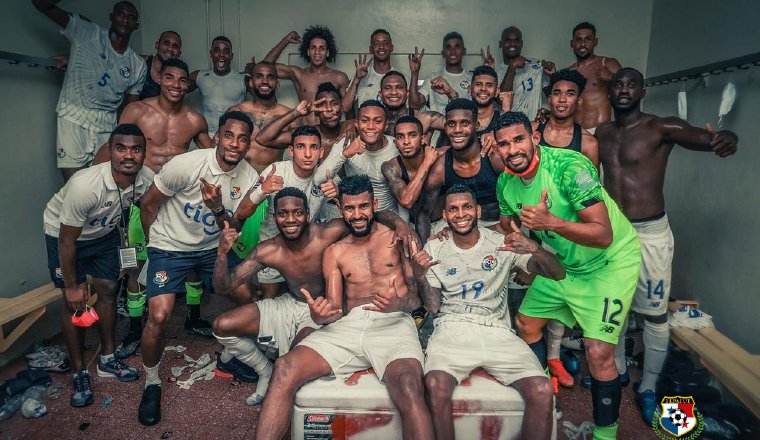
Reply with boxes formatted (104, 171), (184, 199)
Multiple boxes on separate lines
(149, 149), (258, 252)
(195, 69), (248, 134)
(496, 58), (548, 120)
(56, 13), (147, 132)
(419, 68), (472, 114)
(256, 160), (328, 241)
(316, 135), (400, 214)
(44, 163), (153, 240)
(424, 227), (531, 327)
(354, 64), (406, 107)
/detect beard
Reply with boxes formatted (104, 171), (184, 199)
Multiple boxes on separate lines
(344, 215), (374, 237)
(253, 87), (275, 100)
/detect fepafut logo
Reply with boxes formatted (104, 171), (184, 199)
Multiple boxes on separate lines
(652, 396), (704, 439)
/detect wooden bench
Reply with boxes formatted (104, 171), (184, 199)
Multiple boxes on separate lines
(671, 324), (760, 418)
(0, 283), (61, 353)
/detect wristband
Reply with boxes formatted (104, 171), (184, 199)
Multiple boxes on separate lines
(213, 206), (227, 217)
(249, 186), (268, 205)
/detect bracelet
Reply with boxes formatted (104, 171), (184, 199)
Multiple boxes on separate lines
(213, 207), (227, 217)
(249, 186), (268, 205)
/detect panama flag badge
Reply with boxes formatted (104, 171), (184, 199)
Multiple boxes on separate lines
(657, 396), (701, 438)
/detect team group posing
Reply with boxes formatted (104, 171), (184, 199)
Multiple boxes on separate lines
(33, 1), (739, 439)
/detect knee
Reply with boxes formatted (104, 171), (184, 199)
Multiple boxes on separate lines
(212, 314), (234, 337)
(396, 370), (425, 398)
(585, 342), (614, 369)
(424, 374), (453, 406)
(515, 314), (540, 339)
(523, 377), (554, 407)
(270, 355), (298, 387)
(147, 304), (172, 327)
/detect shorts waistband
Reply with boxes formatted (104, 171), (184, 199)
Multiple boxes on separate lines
(630, 211), (666, 223)
(631, 213), (671, 236)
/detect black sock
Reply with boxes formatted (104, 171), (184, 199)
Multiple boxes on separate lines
(528, 338), (548, 369)
(187, 304), (200, 322)
(128, 316), (142, 334)
(591, 375), (622, 427)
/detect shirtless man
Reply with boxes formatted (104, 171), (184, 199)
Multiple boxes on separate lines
(213, 186), (412, 405)
(255, 174), (433, 440)
(263, 27), (350, 125)
(226, 61), (292, 174)
(379, 71), (445, 140)
(94, 58), (211, 357)
(568, 22), (622, 130)
(342, 29), (403, 114)
(190, 36), (248, 135)
(596, 67), (738, 423)
(139, 31), (182, 100)
(419, 99), (505, 241)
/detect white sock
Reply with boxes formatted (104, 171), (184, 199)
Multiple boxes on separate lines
(639, 319), (670, 392)
(219, 348), (233, 363)
(144, 362), (161, 388)
(215, 334), (273, 402)
(614, 317), (628, 375)
(546, 321), (564, 360)
(100, 353), (115, 363)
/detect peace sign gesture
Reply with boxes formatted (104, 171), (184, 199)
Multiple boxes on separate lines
(409, 46), (425, 74)
(480, 46), (495, 69)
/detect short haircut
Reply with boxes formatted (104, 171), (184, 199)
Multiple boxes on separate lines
(338, 174), (374, 200)
(159, 58), (189, 76)
(381, 70), (407, 88)
(251, 60), (275, 71)
(159, 30), (181, 41)
(300, 25), (338, 63)
(493, 111), (532, 133)
(444, 98), (478, 120)
(113, 1), (138, 16)
(274, 187), (308, 212)
(573, 21), (596, 36)
(219, 111), (253, 134)
(315, 81), (342, 100)
(370, 28), (390, 40)
(443, 31), (464, 47)
(612, 67), (644, 83)
(444, 183), (476, 204)
(500, 26), (522, 41)
(109, 123), (144, 145)
(212, 35), (232, 48)
(291, 125), (322, 145)
(471, 65), (498, 82)
(358, 99), (385, 112)
(394, 115), (423, 135)
(548, 69), (587, 95)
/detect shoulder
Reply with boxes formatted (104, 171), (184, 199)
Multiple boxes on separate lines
(121, 100), (150, 119)
(274, 103), (292, 115)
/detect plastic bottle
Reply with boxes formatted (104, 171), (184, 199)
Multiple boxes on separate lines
(20, 386), (47, 418)
(0, 395), (23, 421)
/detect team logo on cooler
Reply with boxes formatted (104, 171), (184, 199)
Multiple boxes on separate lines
(653, 396), (703, 439)
(230, 186), (242, 199)
(153, 271), (168, 287)
(306, 414), (330, 423)
(54, 267), (63, 279)
(120, 66), (131, 78)
(481, 255), (497, 270)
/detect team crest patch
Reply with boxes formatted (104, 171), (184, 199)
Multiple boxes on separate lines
(54, 267), (63, 279)
(135, 243), (143, 252)
(311, 186), (323, 197)
(153, 271), (168, 287)
(120, 66), (131, 78)
(481, 255), (497, 270)
(236, 242), (245, 251)
(459, 80), (471, 90)
(574, 169), (597, 192)
(230, 186), (242, 199)
(57, 148), (67, 158)
(653, 396), (703, 439)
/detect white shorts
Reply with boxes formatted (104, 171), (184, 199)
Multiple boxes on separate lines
(631, 214), (674, 316)
(424, 318), (544, 384)
(56, 117), (111, 168)
(298, 307), (424, 382)
(257, 293), (320, 356)
(257, 266), (285, 284)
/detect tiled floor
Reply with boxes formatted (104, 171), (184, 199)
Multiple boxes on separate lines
(0, 293), (660, 440)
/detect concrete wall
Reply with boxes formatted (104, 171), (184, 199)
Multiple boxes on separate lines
(644, 0), (760, 352)
(0, 0), (142, 365)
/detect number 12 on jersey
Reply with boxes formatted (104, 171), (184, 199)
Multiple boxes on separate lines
(461, 281), (485, 299)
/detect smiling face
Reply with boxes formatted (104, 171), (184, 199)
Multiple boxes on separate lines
(159, 66), (189, 103)
(210, 40), (233, 74)
(443, 192), (480, 236)
(155, 31), (181, 61)
(499, 28), (522, 60)
(289, 134), (322, 173)
(494, 122), (540, 174)
(110, 134), (145, 176)
(571, 29), (597, 60)
(444, 109), (477, 151)
(369, 32), (393, 62)
(380, 75), (408, 111)
(357, 106), (387, 145)
(274, 196), (309, 240)
(250, 63), (278, 99)
(549, 80), (581, 120)
(442, 37), (466, 67)
(471, 74), (498, 107)
(339, 191), (377, 237)
(308, 37), (329, 67)
(215, 119), (251, 167)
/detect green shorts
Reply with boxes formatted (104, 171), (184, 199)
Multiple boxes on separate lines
(518, 254), (640, 344)
(128, 205), (147, 261)
(231, 199), (268, 260)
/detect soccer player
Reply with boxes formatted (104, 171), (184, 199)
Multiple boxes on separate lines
(43, 124), (152, 407)
(379, 71), (446, 140)
(343, 29), (403, 114)
(32, 0), (147, 181)
(410, 32), (471, 114)
(493, 111), (641, 440)
(139, 30), (182, 100)
(596, 67), (737, 423)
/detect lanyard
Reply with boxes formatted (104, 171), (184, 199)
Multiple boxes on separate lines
(117, 184), (135, 248)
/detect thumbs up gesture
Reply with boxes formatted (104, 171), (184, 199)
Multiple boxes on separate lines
(261, 164), (284, 194)
(519, 189), (557, 231)
(319, 170), (339, 200)
(218, 220), (241, 253)
(705, 122), (738, 158)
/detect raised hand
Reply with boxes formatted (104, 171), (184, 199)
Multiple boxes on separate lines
(218, 220), (242, 254)
(319, 170), (339, 199)
(354, 54), (372, 80)
(423, 144), (446, 167)
(295, 100), (311, 116)
(428, 226), (450, 242)
(199, 177), (223, 211)
(480, 46), (495, 68)
(284, 31), (301, 45)
(342, 136), (366, 158)
(535, 107), (551, 125)
(509, 57), (526, 70)
(411, 240), (440, 274)
(497, 90), (514, 112)
(705, 122), (738, 157)
(310, 97), (329, 113)
(364, 277), (404, 313)
(498, 220), (540, 253)
(409, 46), (425, 74)
(520, 189), (557, 231)
(480, 132), (496, 157)
(261, 164), (284, 194)
(430, 77), (454, 96)
(302, 288), (342, 324)
(542, 60), (556, 75)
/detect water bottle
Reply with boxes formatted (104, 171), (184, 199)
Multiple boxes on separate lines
(20, 386), (47, 418)
(0, 394), (23, 421)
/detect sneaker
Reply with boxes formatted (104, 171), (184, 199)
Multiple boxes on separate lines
(25, 345), (65, 361)
(561, 334), (584, 351)
(636, 387), (658, 425)
(548, 358), (575, 387)
(215, 353), (259, 383)
(184, 318), (214, 338)
(561, 349), (580, 374)
(115, 332), (141, 360)
(29, 354), (71, 373)
(70, 370), (93, 407)
(97, 357), (139, 382)
(581, 370), (630, 389)
(138, 384), (162, 426)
